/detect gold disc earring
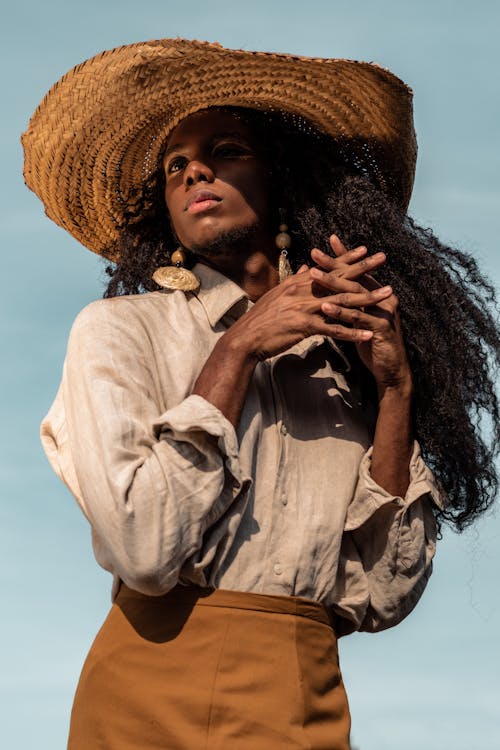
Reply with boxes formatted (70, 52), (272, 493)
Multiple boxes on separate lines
(152, 248), (200, 292)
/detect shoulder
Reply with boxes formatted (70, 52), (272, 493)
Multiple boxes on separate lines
(66, 290), (207, 365)
(71, 291), (171, 326)
(69, 290), (192, 341)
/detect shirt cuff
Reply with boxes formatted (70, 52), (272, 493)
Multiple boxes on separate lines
(344, 441), (445, 532)
(152, 394), (251, 518)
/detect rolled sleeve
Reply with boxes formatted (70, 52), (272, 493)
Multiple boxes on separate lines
(45, 301), (252, 597)
(153, 394), (249, 522)
(332, 443), (445, 634)
(344, 441), (445, 532)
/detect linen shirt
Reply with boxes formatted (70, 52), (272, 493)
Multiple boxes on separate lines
(41, 263), (444, 633)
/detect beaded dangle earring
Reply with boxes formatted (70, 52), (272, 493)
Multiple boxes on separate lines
(152, 248), (200, 292)
(275, 221), (292, 282)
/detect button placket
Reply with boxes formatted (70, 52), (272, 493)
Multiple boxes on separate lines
(266, 359), (291, 587)
(268, 358), (287, 503)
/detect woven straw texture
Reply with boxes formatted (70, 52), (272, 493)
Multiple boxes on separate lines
(22, 38), (417, 258)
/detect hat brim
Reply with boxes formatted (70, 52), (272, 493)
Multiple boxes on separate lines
(22, 38), (417, 258)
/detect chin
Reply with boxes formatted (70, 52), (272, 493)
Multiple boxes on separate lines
(187, 222), (260, 258)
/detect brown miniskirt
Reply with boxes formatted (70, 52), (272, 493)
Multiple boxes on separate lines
(68, 584), (351, 749)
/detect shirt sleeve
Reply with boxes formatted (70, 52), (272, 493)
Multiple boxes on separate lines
(331, 443), (445, 634)
(41, 301), (252, 596)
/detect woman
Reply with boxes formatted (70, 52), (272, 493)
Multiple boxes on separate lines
(22, 39), (499, 749)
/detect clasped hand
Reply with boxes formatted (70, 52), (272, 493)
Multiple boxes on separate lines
(231, 234), (413, 395)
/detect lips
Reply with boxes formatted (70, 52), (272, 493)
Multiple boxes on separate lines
(185, 189), (222, 212)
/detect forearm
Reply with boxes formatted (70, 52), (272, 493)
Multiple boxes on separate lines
(370, 379), (414, 497)
(192, 329), (258, 428)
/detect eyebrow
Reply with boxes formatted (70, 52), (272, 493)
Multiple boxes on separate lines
(163, 131), (252, 159)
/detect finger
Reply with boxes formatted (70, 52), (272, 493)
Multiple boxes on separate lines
(337, 253), (386, 282)
(310, 254), (386, 288)
(320, 302), (394, 331)
(329, 234), (349, 257)
(321, 286), (393, 309)
(315, 318), (373, 342)
(311, 275), (368, 298)
(296, 264), (309, 274)
(310, 244), (367, 271)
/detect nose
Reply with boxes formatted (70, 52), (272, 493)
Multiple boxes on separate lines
(184, 160), (215, 187)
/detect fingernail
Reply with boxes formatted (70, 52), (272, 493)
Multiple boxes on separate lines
(310, 267), (323, 279)
(360, 331), (373, 340)
(378, 286), (392, 293)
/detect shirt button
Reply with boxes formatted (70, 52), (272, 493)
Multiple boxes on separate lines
(273, 563), (283, 576)
(280, 424), (287, 436)
(281, 495), (288, 506)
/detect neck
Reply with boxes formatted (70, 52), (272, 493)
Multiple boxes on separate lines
(229, 249), (280, 301)
(192, 228), (280, 300)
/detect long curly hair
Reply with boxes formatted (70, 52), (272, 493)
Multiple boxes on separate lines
(104, 107), (500, 532)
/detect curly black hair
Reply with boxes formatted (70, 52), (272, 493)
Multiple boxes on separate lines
(104, 107), (500, 532)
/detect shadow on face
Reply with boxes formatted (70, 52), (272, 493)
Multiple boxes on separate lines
(163, 108), (275, 260)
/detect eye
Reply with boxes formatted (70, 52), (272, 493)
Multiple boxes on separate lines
(165, 155), (188, 175)
(213, 142), (252, 159)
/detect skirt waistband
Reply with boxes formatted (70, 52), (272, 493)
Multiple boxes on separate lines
(117, 582), (334, 629)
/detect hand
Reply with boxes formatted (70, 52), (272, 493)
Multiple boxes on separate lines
(310, 235), (413, 397)
(224, 238), (393, 362)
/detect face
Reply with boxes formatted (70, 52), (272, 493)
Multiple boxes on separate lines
(163, 109), (273, 256)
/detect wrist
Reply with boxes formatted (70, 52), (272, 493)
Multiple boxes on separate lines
(217, 327), (260, 368)
(376, 374), (414, 403)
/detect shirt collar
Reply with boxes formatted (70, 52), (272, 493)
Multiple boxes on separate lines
(192, 262), (249, 327)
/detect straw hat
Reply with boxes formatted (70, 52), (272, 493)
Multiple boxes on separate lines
(22, 38), (417, 259)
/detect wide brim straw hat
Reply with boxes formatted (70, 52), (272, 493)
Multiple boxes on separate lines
(22, 38), (417, 260)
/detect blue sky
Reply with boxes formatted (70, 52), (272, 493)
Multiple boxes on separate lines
(2, 1), (499, 748)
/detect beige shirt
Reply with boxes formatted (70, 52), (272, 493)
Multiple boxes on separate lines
(42, 263), (444, 633)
